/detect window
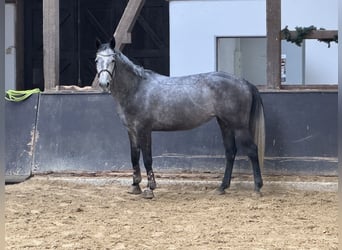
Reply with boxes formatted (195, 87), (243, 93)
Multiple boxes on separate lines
(217, 37), (266, 86)
(217, 36), (338, 87)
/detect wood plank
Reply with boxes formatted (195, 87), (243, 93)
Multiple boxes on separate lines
(15, 0), (24, 90)
(258, 84), (337, 92)
(280, 84), (337, 90)
(281, 30), (338, 40)
(43, 0), (59, 90)
(114, 0), (145, 50)
(266, 0), (281, 89)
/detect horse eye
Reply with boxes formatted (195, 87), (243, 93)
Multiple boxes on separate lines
(111, 59), (115, 63)
(95, 59), (98, 63)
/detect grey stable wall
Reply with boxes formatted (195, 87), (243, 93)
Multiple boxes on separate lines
(262, 92), (337, 174)
(5, 91), (337, 182)
(5, 94), (39, 182)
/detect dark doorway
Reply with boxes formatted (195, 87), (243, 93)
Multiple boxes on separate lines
(23, 0), (169, 90)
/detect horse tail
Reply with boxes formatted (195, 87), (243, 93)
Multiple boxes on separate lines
(249, 85), (265, 170)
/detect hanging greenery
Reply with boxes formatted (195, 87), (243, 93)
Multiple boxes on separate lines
(281, 25), (338, 48)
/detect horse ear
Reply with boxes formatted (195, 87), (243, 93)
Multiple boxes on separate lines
(95, 38), (102, 50)
(109, 37), (116, 50)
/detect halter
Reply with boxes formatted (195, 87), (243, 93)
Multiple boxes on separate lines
(97, 69), (114, 79)
(96, 53), (116, 81)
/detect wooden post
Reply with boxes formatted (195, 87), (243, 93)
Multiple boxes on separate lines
(266, 0), (281, 89)
(16, 0), (25, 90)
(43, 0), (59, 90)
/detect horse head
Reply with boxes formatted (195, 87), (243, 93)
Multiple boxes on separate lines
(95, 37), (116, 92)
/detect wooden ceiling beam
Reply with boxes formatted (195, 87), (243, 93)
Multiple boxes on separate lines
(114, 0), (145, 50)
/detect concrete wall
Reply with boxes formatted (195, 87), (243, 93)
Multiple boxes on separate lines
(5, 92), (337, 182)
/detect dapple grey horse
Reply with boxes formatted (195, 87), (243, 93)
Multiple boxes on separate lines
(95, 37), (265, 198)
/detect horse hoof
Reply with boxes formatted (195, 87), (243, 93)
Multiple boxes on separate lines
(142, 189), (154, 199)
(215, 188), (226, 195)
(253, 191), (263, 198)
(128, 185), (142, 195)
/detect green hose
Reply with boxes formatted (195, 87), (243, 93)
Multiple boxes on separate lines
(5, 88), (41, 102)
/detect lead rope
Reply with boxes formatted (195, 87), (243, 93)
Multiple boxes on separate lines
(5, 88), (41, 102)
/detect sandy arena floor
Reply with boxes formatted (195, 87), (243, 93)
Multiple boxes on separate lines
(5, 174), (338, 249)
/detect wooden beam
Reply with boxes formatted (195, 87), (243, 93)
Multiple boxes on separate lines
(114, 0), (145, 50)
(266, 0), (281, 89)
(16, 0), (24, 90)
(281, 30), (338, 40)
(43, 0), (59, 90)
(280, 84), (338, 91)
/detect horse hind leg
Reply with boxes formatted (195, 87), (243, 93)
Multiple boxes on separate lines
(236, 129), (263, 194)
(216, 119), (237, 195)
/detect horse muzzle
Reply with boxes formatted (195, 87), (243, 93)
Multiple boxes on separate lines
(98, 69), (113, 92)
(99, 81), (110, 92)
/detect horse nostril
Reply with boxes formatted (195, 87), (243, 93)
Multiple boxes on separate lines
(99, 81), (110, 89)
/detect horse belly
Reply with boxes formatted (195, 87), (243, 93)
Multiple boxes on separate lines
(151, 103), (215, 131)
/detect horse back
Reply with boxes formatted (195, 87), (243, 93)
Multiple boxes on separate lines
(131, 71), (254, 131)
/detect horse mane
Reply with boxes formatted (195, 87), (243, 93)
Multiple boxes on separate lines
(97, 42), (157, 79)
(115, 49), (149, 79)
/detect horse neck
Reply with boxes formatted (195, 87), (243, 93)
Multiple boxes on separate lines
(111, 53), (144, 99)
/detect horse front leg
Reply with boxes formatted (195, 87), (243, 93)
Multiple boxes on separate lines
(140, 131), (156, 199)
(128, 132), (142, 195)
